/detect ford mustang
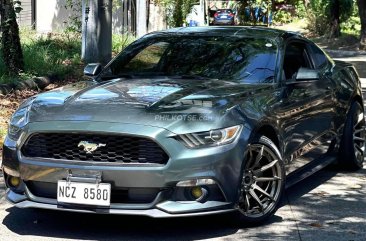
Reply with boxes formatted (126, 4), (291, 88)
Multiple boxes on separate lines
(2, 26), (365, 224)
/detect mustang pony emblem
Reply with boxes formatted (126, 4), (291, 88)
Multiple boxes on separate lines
(78, 141), (106, 154)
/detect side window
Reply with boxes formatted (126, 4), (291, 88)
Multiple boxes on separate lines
(283, 42), (312, 80)
(309, 43), (329, 69)
(122, 42), (170, 73)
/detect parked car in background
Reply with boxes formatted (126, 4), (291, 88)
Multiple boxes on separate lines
(2, 26), (365, 224)
(213, 9), (235, 25)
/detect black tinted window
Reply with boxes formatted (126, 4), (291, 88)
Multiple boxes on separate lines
(283, 42), (312, 79)
(309, 43), (328, 69)
(107, 36), (278, 84)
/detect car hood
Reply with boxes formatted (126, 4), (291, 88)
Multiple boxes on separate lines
(28, 78), (272, 133)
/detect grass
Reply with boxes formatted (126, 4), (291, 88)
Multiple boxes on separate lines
(0, 29), (84, 85)
(0, 30), (137, 84)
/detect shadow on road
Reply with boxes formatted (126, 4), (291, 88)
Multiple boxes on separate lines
(1, 166), (345, 241)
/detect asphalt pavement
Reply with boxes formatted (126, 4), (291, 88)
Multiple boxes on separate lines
(0, 53), (365, 241)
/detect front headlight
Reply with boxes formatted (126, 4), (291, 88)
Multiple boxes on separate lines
(8, 97), (36, 141)
(177, 125), (242, 148)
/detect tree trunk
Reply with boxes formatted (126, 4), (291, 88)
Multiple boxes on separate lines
(81, 0), (112, 64)
(0, 0), (24, 75)
(358, 0), (366, 50)
(146, 0), (150, 31)
(329, 0), (341, 38)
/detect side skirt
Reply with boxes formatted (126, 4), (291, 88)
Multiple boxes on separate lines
(285, 154), (337, 188)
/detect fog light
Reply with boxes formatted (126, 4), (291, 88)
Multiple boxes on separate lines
(8, 176), (21, 188)
(191, 186), (203, 199)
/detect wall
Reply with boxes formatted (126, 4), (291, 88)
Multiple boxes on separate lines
(35, 0), (166, 35)
(17, 0), (34, 28)
(147, 3), (166, 33)
(36, 0), (72, 33)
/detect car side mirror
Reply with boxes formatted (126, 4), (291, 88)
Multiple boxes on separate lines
(84, 63), (103, 77)
(295, 67), (319, 81)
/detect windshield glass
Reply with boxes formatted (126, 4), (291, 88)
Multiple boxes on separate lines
(102, 35), (278, 84)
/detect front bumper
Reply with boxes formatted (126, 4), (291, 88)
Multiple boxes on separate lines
(6, 189), (235, 218)
(2, 121), (250, 217)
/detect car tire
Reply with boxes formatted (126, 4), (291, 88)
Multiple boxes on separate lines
(234, 135), (285, 225)
(338, 101), (365, 171)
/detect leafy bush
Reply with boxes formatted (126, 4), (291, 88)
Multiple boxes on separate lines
(112, 33), (136, 54)
(340, 3), (361, 35)
(64, 0), (82, 33)
(157, 0), (197, 27)
(306, 0), (355, 36)
(294, 1), (306, 19)
(273, 10), (292, 24)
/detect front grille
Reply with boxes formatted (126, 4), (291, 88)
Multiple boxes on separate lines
(22, 133), (169, 165)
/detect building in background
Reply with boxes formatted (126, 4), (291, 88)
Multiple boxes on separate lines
(12, 0), (166, 37)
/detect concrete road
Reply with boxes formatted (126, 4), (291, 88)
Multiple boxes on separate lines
(0, 54), (366, 241)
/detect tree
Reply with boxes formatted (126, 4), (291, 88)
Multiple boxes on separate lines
(358, 0), (366, 50)
(329, 0), (341, 38)
(0, 0), (24, 75)
(172, 0), (184, 27)
(307, 0), (353, 37)
(157, 0), (195, 27)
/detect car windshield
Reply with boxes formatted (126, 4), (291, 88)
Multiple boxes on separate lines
(102, 35), (278, 84)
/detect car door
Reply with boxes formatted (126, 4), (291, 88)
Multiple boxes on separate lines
(277, 40), (337, 173)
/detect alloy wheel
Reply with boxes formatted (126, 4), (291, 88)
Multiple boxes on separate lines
(353, 110), (366, 165)
(238, 144), (284, 218)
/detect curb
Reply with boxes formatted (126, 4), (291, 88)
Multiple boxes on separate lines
(0, 75), (59, 96)
(325, 49), (366, 58)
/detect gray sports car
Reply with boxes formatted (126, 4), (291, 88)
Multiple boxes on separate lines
(2, 27), (365, 224)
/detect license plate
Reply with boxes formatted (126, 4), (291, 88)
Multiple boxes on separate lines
(221, 16), (227, 19)
(57, 180), (111, 206)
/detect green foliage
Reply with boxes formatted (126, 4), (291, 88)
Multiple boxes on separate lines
(112, 33), (136, 53)
(307, 0), (329, 35)
(340, 2), (361, 35)
(294, 1), (306, 19)
(157, 0), (197, 27)
(0, 30), (82, 84)
(307, 0), (355, 36)
(273, 10), (292, 24)
(172, 0), (184, 27)
(0, 30), (136, 84)
(64, 0), (82, 33)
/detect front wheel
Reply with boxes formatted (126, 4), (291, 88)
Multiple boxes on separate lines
(338, 101), (366, 170)
(235, 136), (285, 224)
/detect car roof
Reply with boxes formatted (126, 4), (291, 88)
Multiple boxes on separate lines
(151, 26), (301, 40)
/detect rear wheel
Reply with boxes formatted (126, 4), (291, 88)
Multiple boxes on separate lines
(338, 101), (366, 170)
(235, 136), (285, 224)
